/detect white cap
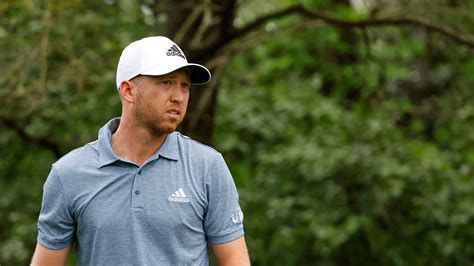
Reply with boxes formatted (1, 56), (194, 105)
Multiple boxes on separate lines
(116, 36), (211, 88)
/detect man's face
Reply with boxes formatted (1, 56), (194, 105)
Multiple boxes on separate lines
(131, 68), (190, 136)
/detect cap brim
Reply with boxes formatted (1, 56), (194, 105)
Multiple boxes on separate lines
(187, 64), (212, 85)
(140, 63), (211, 85)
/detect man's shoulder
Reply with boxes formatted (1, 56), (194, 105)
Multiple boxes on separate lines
(53, 140), (100, 171)
(174, 132), (221, 159)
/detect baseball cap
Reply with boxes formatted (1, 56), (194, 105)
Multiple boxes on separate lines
(116, 36), (211, 88)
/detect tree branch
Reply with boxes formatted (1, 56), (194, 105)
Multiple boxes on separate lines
(239, 5), (474, 46)
(219, 0), (237, 38)
(195, 4), (474, 63)
(211, 20), (325, 66)
(189, 0), (215, 49)
(39, 1), (52, 94)
(173, 3), (205, 45)
(0, 115), (62, 158)
(188, 57), (229, 131)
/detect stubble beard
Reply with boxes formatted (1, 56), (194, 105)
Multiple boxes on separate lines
(135, 101), (183, 138)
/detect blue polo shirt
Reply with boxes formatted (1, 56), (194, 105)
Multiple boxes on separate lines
(37, 118), (244, 265)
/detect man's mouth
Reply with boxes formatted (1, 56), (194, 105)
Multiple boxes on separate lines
(167, 109), (180, 116)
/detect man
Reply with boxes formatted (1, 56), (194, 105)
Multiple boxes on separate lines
(31, 36), (250, 265)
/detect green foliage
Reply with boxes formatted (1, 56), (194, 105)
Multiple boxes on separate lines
(215, 20), (474, 265)
(1, 0), (474, 265)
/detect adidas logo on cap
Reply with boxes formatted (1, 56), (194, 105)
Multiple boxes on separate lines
(166, 45), (185, 59)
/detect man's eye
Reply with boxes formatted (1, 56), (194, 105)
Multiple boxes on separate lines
(162, 80), (171, 85)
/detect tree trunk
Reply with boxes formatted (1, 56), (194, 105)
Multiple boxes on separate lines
(151, 0), (237, 145)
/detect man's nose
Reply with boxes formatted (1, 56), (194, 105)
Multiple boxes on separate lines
(170, 86), (185, 102)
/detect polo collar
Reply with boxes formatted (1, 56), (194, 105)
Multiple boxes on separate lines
(155, 132), (179, 161)
(98, 118), (121, 168)
(98, 118), (179, 168)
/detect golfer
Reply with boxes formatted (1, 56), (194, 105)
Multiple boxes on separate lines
(31, 36), (250, 265)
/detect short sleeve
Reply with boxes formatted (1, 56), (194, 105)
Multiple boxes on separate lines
(37, 166), (76, 249)
(204, 154), (244, 244)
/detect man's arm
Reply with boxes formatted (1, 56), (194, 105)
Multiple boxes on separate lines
(31, 243), (71, 266)
(211, 236), (250, 266)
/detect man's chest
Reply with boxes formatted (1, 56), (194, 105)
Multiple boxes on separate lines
(71, 161), (208, 237)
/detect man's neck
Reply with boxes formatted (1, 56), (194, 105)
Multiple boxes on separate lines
(111, 120), (167, 166)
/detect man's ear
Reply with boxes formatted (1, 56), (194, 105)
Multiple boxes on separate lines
(118, 80), (135, 103)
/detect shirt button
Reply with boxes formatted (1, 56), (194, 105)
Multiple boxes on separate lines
(138, 170), (142, 175)
(135, 190), (140, 195)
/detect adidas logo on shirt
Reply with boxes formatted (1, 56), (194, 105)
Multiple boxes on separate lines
(166, 45), (185, 59)
(168, 188), (190, 203)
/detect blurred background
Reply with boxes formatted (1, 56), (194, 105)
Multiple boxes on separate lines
(1, 0), (474, 265)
